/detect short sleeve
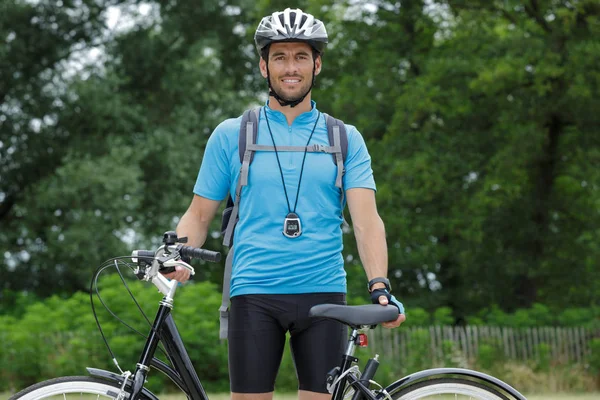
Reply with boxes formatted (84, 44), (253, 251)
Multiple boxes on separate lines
(193, 120), (237, 201)
(343, 125), (376, 191)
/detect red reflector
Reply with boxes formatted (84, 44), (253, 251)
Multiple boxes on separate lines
(358, 333), (368, 347)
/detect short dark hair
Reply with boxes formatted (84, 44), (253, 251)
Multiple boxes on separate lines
(260, 44), (270, 61)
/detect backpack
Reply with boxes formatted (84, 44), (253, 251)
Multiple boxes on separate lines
(218, 107), (348, 339)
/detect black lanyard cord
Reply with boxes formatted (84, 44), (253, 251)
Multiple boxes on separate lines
(264, 108), (321, 214)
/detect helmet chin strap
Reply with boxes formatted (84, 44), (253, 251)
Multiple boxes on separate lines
(266, 60), (316, 108)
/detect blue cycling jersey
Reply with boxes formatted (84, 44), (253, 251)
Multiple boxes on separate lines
(193, 101), (376, 297)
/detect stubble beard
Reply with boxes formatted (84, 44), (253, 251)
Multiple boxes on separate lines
(270, 75), (312, 103)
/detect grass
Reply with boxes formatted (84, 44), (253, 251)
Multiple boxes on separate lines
(161, 394), (599, 400)
(2, 392), (600, 399)
(525, 395), (599, 400)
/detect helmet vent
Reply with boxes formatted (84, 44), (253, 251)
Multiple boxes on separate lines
(300, 14), (308, 27)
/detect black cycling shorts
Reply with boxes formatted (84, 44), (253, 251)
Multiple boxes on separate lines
(228, 292), (346, 394)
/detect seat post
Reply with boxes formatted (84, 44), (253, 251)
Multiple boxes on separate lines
(330, 328), (361, 400)
(344, 328), (359, 357)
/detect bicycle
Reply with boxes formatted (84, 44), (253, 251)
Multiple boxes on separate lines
(9, 231), (528, 400)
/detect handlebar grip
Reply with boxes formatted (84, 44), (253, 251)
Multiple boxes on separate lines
(132, 250), (155, 262)
(179, 245), (221, 263)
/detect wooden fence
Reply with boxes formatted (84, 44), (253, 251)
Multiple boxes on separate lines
(367, 326), (598, 365)
(1, 326), (596, 368)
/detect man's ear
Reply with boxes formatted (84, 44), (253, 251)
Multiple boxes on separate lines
(314, 54), (322, 76)
(259, 57), (268, 78)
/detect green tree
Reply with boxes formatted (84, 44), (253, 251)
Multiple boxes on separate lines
(377, 0), (600, 316)
(1, 0), (256, 299)
(3, 0), (599, 320)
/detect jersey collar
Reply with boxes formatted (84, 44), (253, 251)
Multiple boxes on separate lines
(264, 100), (319, 125)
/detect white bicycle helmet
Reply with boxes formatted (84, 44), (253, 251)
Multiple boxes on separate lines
(254, 8), (328, 55)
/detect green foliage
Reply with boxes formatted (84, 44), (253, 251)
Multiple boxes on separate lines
(2, 0), (600, 392)
(534, 343), (552, 373)
(476, 339), (506, 374)
(559, 307), (600, 328)
(0, 0), (254, 297)
(441, 339), (464, 368)
(403, 307), (430, 326)
(1, 283), (598, 393)
(0, 272), (227, 393)
(588, 338), (600, 376)
(469, 304), (599, 328)
(402, 329), (432, 373)
(500, 362), (597, 393)
(337, 0), (600, 317)
(0, 290), (39, 316)
(433, 306), (454, 325)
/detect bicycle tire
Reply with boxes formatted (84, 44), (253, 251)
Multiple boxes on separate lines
(391, 377), (510, 400)
(8, 376), (152, 400)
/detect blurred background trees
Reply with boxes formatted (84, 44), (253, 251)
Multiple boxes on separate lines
(1, 0), (599, 321)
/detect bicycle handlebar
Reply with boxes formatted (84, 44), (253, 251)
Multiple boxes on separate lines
(131, 250), (155, 261)
(128, 232), (222, 298)
(131, 245), (221, 264)
(178, 245), (221, 262)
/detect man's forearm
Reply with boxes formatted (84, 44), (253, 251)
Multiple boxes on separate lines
(354, 215), (389, 282)
(176, 208), (211, 248)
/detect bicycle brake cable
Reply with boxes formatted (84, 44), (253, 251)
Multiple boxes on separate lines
(90, 257), (169, 373)
(113, 260), (152, 326)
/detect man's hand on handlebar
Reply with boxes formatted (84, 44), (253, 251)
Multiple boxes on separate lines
(162, 265), (192, 283)
(132, 232), (221, 285)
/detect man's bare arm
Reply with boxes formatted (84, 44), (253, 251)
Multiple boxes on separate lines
(347, 188), (405, 328)
(346, 188), (388, 284)
(164, 195), (222, 282)
(176, 194), (222, 247)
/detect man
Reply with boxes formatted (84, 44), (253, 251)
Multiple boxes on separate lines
(166, 8), (405, 400)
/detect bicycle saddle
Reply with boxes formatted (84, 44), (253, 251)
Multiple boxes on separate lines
(308, 304), (399, 328)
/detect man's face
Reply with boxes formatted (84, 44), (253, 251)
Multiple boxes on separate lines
(260, 42), (322, 103)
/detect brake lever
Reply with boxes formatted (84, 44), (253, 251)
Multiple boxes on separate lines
(161, 259), (195, 276)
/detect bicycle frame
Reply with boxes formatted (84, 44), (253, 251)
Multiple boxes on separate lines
(88, 244), (369, 400)
(90, 301), (365, 400)
(89, 299), (210, 400)
(87, 297), (527, 400)
(88, 289), (373, 400)
(132, 302), (210, 400)
(86, 239), (526, 400)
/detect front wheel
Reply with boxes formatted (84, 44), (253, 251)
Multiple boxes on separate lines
(9, 376), (151, 400)
(392, 378), (510, 400)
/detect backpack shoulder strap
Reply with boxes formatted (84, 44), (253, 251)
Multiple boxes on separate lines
(222, 108), (260, 248)
(324, 113), (348, 164)
(324, 113), (348, 189)
(219, 107), (260, 340)
(219, 248), (234, 340)
(324, 113), (349, 229)
(238, 108), (260, 163)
